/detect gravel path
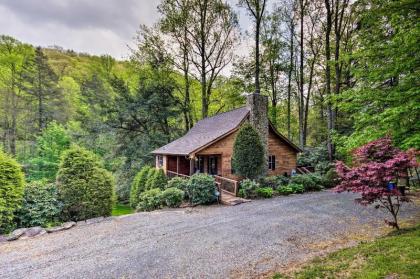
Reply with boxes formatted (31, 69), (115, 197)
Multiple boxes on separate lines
(1, 191), (418, 279)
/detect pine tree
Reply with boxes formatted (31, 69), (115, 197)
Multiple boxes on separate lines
(19, 47), (63, 133)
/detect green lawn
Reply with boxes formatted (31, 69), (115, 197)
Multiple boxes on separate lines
(112, 204), (134, 216)
(274, 225), (420, 279)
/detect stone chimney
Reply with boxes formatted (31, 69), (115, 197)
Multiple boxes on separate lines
(246, 93), (268, 174)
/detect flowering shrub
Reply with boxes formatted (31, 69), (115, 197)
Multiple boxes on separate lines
(335, 137), (418, 229)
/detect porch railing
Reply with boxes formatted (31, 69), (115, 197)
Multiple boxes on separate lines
(166, 171), (239, 197)
(214, 175), (238, 196)
(166, 170), (190, 179)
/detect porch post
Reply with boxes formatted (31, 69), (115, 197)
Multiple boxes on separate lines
(176, 156), (179, 175)
(189, 155), (194, 176)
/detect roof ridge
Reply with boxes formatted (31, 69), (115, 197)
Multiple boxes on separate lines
(200, 106), (248, 121)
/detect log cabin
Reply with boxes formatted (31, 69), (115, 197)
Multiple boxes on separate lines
(151, 93), (301, 196)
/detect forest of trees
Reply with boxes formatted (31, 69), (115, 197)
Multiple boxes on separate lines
(0, 0), (418, 202)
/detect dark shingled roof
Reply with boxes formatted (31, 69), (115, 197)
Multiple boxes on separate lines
(152, 107), (249, 156)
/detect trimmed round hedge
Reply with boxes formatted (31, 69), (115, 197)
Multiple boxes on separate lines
(0, 151), (25, 234)
(56, 146), (115, 221)
(161, 187), (184, 208)
(186, 174), (216, 205)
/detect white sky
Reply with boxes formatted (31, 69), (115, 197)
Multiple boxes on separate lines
(0, 0), (254, 60)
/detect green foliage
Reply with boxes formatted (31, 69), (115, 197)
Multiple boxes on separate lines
(232, 123), (265, 179)
(137, 188), (162, 211)
(161, 187), (184, 208)
(0, 151), (25, 234)
(259, 176), (278, 190)
(277, 185), (294, 195)
(145, 168), (158, 190)
(290, 174), (323, 192)
(56, 146), (115, 221)
(260, 175), (290, 190)
(149, 169), (168, 190)
(16, 180), (62, 228)
(323, 168), (339, 189)
(166, 176), (188, 197)
(112, 204), (134, 216)
(28, 122), (71, 182)
(129, 165), (152, 208)
(239, 179), (260, 199)
(256, 187), (273, 198)
(289, 183), (305, 194)
(186, 174), (216, 205)
(297, 145), (331, 174)
(337, 0), (420, 152)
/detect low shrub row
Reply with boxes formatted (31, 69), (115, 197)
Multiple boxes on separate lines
(130, 167), (167, 209)
(130, 168), (217, 211)
(137, 187), (185, 211)
(238, 171), (337, 200)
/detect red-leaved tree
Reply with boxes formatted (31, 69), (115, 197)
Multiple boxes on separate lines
(334, 137), (418, 229)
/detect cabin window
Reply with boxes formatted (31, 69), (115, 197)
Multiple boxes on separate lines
(268, 155), (276, 170)
(157, 155), (163, 168)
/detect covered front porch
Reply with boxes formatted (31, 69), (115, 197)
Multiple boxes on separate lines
(156, 154), (239, 198)
(162, 154), (222, 178)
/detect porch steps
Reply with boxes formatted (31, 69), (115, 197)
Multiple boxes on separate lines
(220, 191), (250, 206)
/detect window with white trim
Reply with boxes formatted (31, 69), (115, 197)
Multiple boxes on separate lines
(157, 155), (163, 168)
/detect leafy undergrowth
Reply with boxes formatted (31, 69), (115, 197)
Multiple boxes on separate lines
(274, 225), (420, 279)
(111, 204), (134, 216)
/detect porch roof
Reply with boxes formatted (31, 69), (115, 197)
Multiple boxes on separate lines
(152, 107), (249, 156)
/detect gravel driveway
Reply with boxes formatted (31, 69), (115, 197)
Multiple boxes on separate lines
(1, 191), (418, 279)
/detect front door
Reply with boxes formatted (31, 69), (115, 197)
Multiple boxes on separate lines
(208, 156), (218, 175)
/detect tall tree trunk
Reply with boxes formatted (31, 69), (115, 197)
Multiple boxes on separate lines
(325, 0), (334, 161)
(200, 0), (208, 118)
(10, 64), (17, 155)
(182, 28), (192, 131)
(298, 0), (305, 149)
(269, 59), (277, 126)
(287, 22), (294, 139)
(255, 14), (261, 94)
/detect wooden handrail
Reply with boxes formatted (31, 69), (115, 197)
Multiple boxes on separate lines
(166, 170), (190, 178)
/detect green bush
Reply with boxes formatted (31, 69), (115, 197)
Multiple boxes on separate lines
(278, 185), (294, 195)
(148, 169), (167, 190)
(289, 183), (305, 194)
(161, 187), (184, 208)
(0, 151), (25, 234)
(145, 168), (157, 190)
(256, 187), (273, 198)
(275, 175), (290, 187)
(259, 176), (278, 190)
(16, 180), (62, 228)
(186, 174), (216, 205)
(232, 123), (265, 179)
(166, 177), (188, 198)
(290, 174), (322, 192)
(323, 168), (339, 188)
(137, 188), (162, 211)
(56, 146), (115, 221)
(239, 179), (260, 199)
(130, 166), (151, 208)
